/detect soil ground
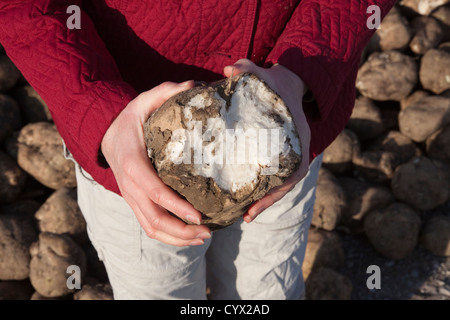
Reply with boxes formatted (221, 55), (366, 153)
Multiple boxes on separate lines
(338, 200), (450, 300)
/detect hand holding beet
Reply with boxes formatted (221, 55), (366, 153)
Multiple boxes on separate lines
(101, 81), (211, 247)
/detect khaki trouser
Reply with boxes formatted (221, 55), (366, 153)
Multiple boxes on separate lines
(67, 145), (322, 300)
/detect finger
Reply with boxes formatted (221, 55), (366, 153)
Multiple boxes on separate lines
(244, 192), (284, 223)
(122, 145), (204, 223)
(125, 194), (206, 247)
(244, 130), (311, 223)
(223, 59), (278, 93)
(223, 58), (259, 77)
(244, 168), (307, 223)
(243, 189), (286, 223)
(115, 116), (204, 223)
(123, 181), (211, 244)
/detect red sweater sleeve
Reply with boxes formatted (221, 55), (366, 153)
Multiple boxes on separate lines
(0, 0), (137, 194)
(265, 0), (397, 161)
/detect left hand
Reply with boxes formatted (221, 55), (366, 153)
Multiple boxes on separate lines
(223, 59), (311, 223)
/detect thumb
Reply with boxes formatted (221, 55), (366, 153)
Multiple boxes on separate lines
(137, 80), (195, 115)
(224, 59), (277, 94)
(224, 59), (259, 78)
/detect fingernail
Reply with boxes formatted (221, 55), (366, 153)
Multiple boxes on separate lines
(196, 232), (211, 240)
(189, 239), (204, 246)
(252, 206), (265, 218)
(186, 215), (201, 225)
(180, 80), (193, 87)
(247, 207), (266, 222)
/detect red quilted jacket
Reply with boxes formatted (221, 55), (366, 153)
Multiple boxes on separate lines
(0, 0), (395, 195)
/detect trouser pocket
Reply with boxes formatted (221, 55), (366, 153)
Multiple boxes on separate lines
(69, 143), (142, 264)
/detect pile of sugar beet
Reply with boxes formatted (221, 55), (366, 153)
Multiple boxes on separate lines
(1, 0), (450, 300)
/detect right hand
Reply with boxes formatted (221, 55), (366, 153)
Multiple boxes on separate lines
(101, 81), (211, 247)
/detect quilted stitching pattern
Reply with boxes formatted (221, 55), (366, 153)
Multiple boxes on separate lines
(0, 0), (397, 194)
(83, 0), (258, 90)
(266, 0), (397, 160)
(0, 1), (137, 191)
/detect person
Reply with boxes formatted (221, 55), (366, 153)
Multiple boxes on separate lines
(0, 0), (396, 299)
